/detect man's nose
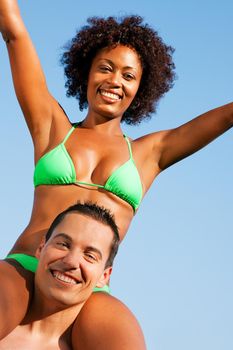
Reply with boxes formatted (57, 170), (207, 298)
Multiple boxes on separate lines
(62, 251), (81, 270)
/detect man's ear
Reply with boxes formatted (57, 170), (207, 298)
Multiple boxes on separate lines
(95, 266), (112, 288)
(35, 236), (46, 259)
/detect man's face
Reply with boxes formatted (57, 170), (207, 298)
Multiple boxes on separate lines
(35, 213), (113, 307)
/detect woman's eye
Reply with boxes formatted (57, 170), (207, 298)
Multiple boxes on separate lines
(124, 73), (135, 81)
(99, 65), (111, 72)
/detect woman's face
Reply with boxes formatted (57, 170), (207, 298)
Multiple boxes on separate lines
(87, 45), (143, 120)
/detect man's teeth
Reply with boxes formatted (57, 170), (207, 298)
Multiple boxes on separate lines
(100, 90), (120, 100)
(52, 271), (77, 285)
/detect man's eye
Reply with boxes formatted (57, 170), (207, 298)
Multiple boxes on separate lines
(56, 241), (69, 248)
(85, 253), (97, 262)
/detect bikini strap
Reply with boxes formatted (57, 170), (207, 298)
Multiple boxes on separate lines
(62, 125), (76, 144)
(124, 135), (133, 159)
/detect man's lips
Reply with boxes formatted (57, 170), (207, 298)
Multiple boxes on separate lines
(50, 270), (81, 285)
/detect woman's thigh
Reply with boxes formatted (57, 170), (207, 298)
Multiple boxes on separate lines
(72, 292), (146, 350)
(0, 260), (33, 339)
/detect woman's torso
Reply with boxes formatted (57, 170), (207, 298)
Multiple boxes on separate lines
(10, 118), (161, 256)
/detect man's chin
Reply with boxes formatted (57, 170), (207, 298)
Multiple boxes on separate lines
(48, 289), (92, 309)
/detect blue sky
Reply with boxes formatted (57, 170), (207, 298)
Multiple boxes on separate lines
(1, 1), (233, 349)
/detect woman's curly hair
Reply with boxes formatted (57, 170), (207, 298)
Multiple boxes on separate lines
(61, 16), (175, 125)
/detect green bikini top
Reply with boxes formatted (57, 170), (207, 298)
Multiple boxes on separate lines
(33, 124), (143, 211)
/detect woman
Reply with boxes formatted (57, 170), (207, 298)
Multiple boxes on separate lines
(0, 0), (232, 348)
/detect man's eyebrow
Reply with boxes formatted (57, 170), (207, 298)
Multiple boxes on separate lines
(52, 235), (103, 259)
(53, 233), (72, 242)
(86, 246), (103, 260)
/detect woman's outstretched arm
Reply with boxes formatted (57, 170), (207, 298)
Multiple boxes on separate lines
(154, 102), (233, 171)
(0, 0), (62, 157)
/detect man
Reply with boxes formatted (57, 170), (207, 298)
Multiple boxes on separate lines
(0, 202), (119, 349)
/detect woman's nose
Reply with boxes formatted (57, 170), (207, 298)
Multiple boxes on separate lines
(107, 71), (122, 87)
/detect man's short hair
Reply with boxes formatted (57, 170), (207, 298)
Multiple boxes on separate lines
(45, 202), (120, 267)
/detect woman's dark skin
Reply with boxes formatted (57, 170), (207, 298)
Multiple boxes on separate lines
(0, 0), (233, 348)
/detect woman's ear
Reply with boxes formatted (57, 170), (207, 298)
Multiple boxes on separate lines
(35, 236), (46, 259)
(95, 266), (112, 288)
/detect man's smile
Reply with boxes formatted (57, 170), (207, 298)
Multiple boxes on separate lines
(50, 270), (81, 285)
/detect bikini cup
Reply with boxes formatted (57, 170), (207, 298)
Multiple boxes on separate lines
(33, 124), (143, 211)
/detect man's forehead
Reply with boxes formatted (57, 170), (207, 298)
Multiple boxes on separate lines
(50, 213), (113, 248)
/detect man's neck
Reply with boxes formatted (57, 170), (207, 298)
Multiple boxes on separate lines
(0, 302), (81, 350)
(21, 294), (83, 339)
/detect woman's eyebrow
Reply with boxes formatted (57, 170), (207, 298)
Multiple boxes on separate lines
(98, 58), (136, 70)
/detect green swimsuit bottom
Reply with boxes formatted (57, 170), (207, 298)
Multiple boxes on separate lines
(6, 253), (110, 293)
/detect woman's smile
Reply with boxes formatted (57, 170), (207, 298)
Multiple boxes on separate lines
(98, 88), (122, 102)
